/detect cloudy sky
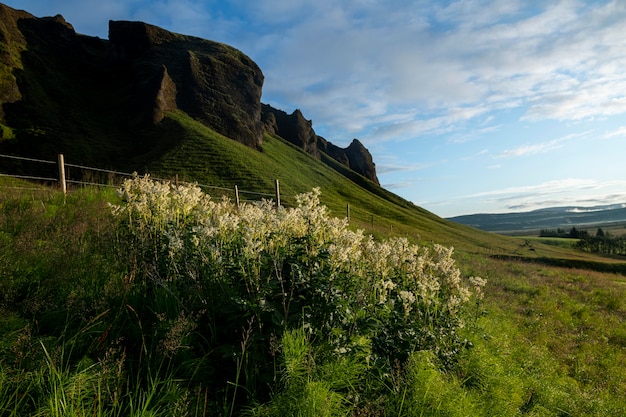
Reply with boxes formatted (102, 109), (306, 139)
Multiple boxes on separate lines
(7, 0), (626, 217)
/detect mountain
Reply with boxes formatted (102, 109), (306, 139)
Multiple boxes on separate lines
(0, 3), (377, 184)
(448, 204), (626, 234)
(0, 3), (530, 254)
(261, 105), (379, 184)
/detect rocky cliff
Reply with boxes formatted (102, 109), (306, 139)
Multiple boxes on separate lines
(0, 3), (378, 184)
(0, 3), (264, 157)
(262, 104), (379, 185)
(108, 20), (265, 149)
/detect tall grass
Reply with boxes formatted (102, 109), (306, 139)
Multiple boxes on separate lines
(2, 178), (626, 415)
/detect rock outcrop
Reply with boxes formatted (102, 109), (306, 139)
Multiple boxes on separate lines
(0, 4), (264, 154)
(320, 137), (379, 185)
(262, 104), (379, 185)
(109, 20), (265, 149)
(261, 105), (319, 157)
(0, 5), (36, 122)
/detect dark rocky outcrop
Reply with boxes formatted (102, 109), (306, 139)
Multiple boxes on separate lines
(261, 105), (319, 157)
(0, 3), (377, 183)
(109, 20), (264, 149)
(319, 137), (379, 185)
(262, 104), (379, 185)
(0, 4), (264, 157)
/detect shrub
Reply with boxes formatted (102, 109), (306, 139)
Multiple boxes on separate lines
(111, 175), (485, 407)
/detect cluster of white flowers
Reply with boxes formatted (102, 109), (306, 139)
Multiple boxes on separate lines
(398, 290), (416, 316)
(112, 176), (486, 361)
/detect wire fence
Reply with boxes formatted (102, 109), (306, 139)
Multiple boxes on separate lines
(0, 152), (403, 234)
(0, 153), (299, 208)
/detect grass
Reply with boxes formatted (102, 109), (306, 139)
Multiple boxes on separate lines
(0, 180), (626, 416)
(2, 134), (626, 415)
(132, 111), (521, 255)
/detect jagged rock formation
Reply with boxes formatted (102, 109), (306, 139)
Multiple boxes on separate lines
(0, 4), (264, 159)
(261, 105), (319, 157)
(0, 3), (378, 184)
(262, 104), (379, 185)
(320, 137), (379, 185)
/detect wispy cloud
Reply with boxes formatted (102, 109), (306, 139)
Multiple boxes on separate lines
(496, 140), (563, 158)
(496, 131), (591, 158)
(604, 126), (626, 138)
(376, 163), (428, 174)
(383, 181), (415, 190)
(462, 178), (599, 200)
(457, 178), (626, 212)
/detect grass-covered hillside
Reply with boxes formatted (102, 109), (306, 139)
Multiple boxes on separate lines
(134, 111), (517, 254)
(1, 165), (626, 415)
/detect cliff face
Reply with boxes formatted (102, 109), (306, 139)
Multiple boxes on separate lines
(262, 104), (379, 185)
(0, 5), (31, 122)
(0, 4), (264, 158)
(109, 21), (265, 149)
(0, 3), (378, 184)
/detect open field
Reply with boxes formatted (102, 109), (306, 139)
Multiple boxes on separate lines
(1, 177), (625, 415)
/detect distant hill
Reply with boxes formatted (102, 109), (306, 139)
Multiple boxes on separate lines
(448, 204), (626, 235)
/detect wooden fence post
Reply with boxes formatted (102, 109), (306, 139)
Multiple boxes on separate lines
(274, 179), (281, 208)
(58, 154), (67, 194)
(346, 204), (350, 221)
(234, 185), (240, 209)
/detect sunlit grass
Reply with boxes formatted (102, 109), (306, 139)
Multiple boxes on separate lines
(2, 175), (626, 415)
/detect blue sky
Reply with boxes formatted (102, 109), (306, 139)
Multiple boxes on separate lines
(7, 0), (626, 217)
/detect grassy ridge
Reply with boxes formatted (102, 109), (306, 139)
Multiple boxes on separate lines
(139, 111), (521, 253)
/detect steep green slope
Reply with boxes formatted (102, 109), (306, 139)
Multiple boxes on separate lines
(135, 111), (518, 253)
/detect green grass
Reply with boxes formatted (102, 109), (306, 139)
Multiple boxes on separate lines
(135, 111), (521, 254)
(3, 119), (626, 415)
(0, 179), (626, 416)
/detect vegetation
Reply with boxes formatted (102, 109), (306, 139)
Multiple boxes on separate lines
(539, 227), (586, 238)
(3, 9), (626, 414)
(1, 175), (626, 416)
(575, 228), (626, 256)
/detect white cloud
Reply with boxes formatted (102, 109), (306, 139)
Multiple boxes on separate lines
(463, 178), (599, 200)
(604, 126), (626, 138)
(496, 130), (592, 158)
(247, 1), (626, 145)
(454, 178), (626, 213)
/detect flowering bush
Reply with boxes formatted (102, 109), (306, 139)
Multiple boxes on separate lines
(111, 175), (485, 385)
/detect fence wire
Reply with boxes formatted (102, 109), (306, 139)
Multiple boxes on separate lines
(0, 153), (395, 233)
(0, 152), (296, 204)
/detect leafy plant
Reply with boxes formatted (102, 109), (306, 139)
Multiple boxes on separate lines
(111, 175), (485, 410)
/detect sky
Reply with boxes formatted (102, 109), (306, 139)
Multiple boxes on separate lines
(6, 0), (626, 217)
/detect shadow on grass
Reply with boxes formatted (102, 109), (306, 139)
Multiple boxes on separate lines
(490, 254), (626, 276)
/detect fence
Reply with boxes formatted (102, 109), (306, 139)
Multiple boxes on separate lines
(0, 153), (403, 234)
(0, 153), (294, 208)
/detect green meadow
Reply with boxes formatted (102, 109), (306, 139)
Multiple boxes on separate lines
(1, 116), (625, 416)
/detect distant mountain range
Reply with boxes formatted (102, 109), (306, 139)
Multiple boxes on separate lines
(447, 204), (626, 235)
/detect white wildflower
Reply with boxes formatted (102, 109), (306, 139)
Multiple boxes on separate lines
(399, 290), (416, 316)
